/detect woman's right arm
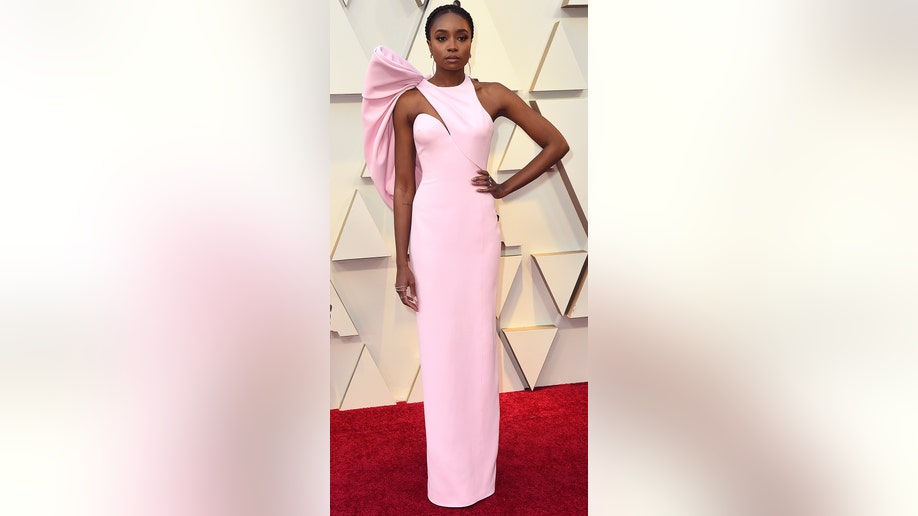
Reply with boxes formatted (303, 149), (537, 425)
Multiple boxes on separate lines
(392, 93), (419, 311)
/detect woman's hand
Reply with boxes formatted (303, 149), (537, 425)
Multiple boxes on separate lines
(472, 169), (505, 199)
(395, 263), (419, 312)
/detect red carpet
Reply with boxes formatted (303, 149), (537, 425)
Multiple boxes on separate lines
(330, 382), (587, 515)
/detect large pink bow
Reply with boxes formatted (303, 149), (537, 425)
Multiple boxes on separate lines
(362, 46), (424, 210)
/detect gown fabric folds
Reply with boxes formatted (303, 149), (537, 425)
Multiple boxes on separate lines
(362, 46), (500, 508)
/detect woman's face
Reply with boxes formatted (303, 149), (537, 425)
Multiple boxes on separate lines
(427, 12), (472, 73)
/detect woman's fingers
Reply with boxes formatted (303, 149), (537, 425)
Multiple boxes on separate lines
(401, 285), (418, 311)
(396, 281), (418, 312)
(397, 293), (417, 311)
(473, 169), (496, 193)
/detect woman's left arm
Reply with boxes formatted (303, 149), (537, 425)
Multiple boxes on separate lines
(474, 83), (569, 199)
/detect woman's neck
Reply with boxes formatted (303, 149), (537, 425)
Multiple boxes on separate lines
(428, 68), (465, 87)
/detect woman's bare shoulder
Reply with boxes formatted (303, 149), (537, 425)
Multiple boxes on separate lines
(395, 88), (423, 107)
(472, 80), (511, 96)
(473, 80), (515, 117)
(393, 88), (425, 124)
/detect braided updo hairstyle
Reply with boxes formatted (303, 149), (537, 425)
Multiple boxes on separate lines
(424, 1), (474, 41)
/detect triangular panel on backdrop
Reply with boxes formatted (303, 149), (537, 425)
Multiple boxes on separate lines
(561, 0), (588, 7)
(567, 265), (588, 318)
(407, 366), (424, 403)
(531, 251), (587, 315)
(330, 280), (359, 336)
(498, 333), (527, 393)
(501, 325), (558, 390)
(339, 345), (397, 410)
(331, 189), (391, 261)
(414, 0), (428, 7)
(330, 0), (369, 95)
(330, 340), (364, 409)
(340, 0), (425, 58)
(497, 205), (524, 247)
(488, 117), (516, 174)
(407, 0), (521, 91)
(497, 255), (523, 317)
(498, 122), (542, 172)
(531, 20), (587, 92)
(531, 98), (588, 233)
(360, 162), (370, 178)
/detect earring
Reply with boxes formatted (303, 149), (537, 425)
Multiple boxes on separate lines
(465, 60), (472, 77)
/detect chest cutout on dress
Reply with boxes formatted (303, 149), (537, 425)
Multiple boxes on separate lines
(413, 95), (451, 136)
(413, 77), (494, 172)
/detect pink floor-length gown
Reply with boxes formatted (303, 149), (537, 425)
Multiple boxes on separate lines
(362, 46), (500, 508)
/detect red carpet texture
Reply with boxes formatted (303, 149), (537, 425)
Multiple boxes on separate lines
(330, 382), (587, 515)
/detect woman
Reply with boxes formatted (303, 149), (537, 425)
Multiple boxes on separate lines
(362, 1), (568, 507)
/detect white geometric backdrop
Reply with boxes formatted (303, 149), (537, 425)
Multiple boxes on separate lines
(330, 0), (588, 410)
